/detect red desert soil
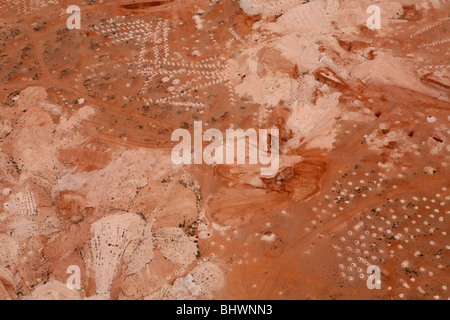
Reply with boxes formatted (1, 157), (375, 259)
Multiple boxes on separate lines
(0, 0), (448, 300)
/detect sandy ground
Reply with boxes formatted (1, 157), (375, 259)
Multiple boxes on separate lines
(0, 0), (448, 300)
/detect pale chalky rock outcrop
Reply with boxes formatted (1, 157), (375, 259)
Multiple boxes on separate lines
(155, 227), (198, 267)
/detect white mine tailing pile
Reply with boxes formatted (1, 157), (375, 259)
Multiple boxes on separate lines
(90, 212), (145, 298)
